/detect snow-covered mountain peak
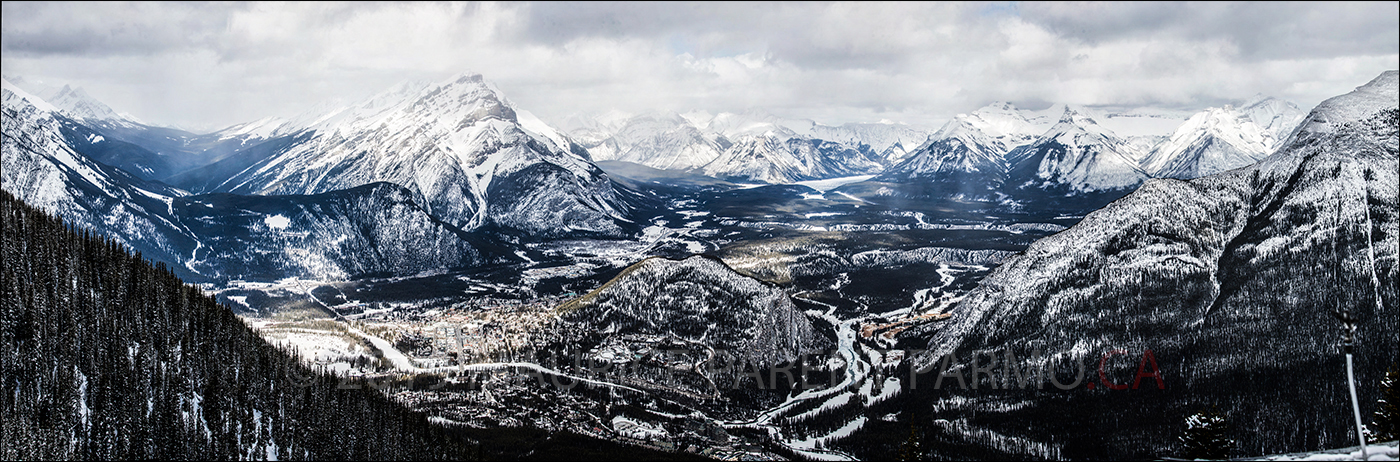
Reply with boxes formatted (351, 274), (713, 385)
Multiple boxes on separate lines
(45, 85), (124, 123)
(1236, 95), (1306, 147)
(211, 72), (634, 236)
(1006, 104), (1148, 192)
(1042, 105), (1122, 144)
(4, 77), (138, 127)
(676, 109), (714, 129)
(1055, 105), (1098, 125)
(963, 101), (1043, 143)
(2, 78), (59, 114)
(980, 100), (1019, 112)
(1139, 104), (1273, 178)
(706, 109), (798, 139)
(1295, 70), (1398, 137)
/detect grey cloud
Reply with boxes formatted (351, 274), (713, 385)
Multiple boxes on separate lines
(1, 2), (239, 56)
(1, 2), (1395, 131)
(522, 2), (984, 71)
(522, 2), (763, 47)
(1017, 2), (1400, 60)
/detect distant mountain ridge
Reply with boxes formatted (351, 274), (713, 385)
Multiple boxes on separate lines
(573, 96), (1303, 210)
(1142, 97), (1306, 179)
(571, 109), (927, 184)
(1005, 106), (1149, 193)
(900, 70), (1398, 459)
(3, 77), (508, 282)
(207, 73), (642, 238)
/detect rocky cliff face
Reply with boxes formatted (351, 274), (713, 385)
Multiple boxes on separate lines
(902, 71), (1398, 459)
(212, 73), (639, 238)
(559, 255), (830, 370)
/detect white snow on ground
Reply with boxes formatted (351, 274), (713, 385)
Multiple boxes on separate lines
(348, 327), (418, 372)
(787, 391), (853, 423)
(793, 175), (876, 191)
(263, 214), (290, 229)
(1250, 441), (1398, 461)
(265, 330), (368, 365)
(790, 416), (867, 460)
(833, 191), (873, 204)
(611, 415), (670, 440)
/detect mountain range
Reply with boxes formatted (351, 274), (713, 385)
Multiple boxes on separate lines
(3, 78), (512, 282)
(897, 70), (1398, 459)
(568, 109), (912, 184)
(5, 61), (1395, 461)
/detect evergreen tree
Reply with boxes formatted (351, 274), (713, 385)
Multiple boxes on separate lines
(1179, 405), (1233, 460)
(898, 419), (923, 461)
(1369, 363), (1400, 442)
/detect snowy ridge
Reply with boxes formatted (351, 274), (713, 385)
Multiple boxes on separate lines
(42, 85), (134, 126)
(1295, 71), (1399, 136)
(560, 255), (829, 369)
(905, 70), (1399, 459)
(212, 72), (635, 236)
(5, 77), (140, 128)
(571, 109), (918, 184)
(1005, 106), (1149, 192)
(1141, 97), (1307, 179)
(1141, 106), (1273, 178)
(2, 77), (192, 263)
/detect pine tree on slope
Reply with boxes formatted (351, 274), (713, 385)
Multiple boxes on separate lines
(1179, 405), (1233, 460)
(1369, 363), (1400, 442)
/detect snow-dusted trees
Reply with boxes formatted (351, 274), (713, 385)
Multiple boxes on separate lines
(0, 190), (478, 460)
(1179, 405), (1233, 460)
(1370, 363), (1400, 442)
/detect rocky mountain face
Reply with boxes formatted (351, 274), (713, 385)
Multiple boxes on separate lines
(901, 71), (1398, 459)
(2, 78), (194, 265)
(1004, 107), (1150, 193)
(3, 78), (504, 282)
(209, 73), (640, 238)
(1142, 98), (1307, 179)
(558, 255), (830, 371)
(1, 190), (480, 460)
(174, 182), (503, 281)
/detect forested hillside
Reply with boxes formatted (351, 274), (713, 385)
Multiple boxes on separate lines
(0, 189), (476, 460)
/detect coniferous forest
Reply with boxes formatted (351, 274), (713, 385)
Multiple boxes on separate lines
(0, 189), (478, 460)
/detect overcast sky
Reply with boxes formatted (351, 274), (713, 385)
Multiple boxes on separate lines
(3, 1), (1397, 132)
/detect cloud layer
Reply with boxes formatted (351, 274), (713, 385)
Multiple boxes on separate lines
(3, 1), (1396, 131)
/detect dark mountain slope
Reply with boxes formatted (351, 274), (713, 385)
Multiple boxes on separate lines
(900, 71), (1398, 459)
(0, 189), (479, 460)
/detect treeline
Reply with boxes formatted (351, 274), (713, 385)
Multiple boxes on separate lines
(0, 189), (477, 460)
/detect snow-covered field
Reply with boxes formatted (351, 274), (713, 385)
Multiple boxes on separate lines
(1250, 441), (1399, 461)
